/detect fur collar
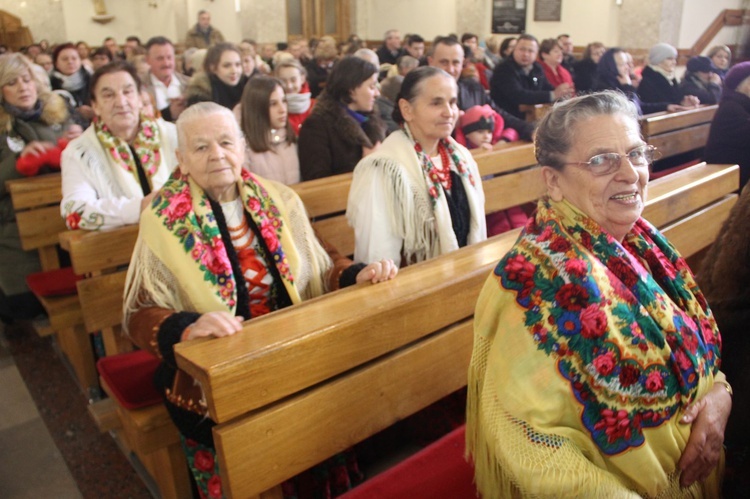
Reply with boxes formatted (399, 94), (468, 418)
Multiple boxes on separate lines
(185, 72), (212, 103)
(0, 92), (69, 134)
(311, 93), (385, 148)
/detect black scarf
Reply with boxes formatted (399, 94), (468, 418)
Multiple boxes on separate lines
(209, 73), (248, 110)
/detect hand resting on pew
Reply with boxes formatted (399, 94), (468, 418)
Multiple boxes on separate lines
(356, 258), (398, 284)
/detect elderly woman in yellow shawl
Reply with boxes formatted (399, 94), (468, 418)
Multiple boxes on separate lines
(467, 91), (731, 498)
(123, 102), (396, 498)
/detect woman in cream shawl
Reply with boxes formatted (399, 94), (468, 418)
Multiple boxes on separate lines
(61, 61), (177, 230)
(346, 66), (486, 267)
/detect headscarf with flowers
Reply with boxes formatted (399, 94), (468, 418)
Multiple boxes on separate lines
(467, 197), (725, 499)
(124, 170), (332, 323)
(94, 113), (163, 193)
(346, 125), (486, 265)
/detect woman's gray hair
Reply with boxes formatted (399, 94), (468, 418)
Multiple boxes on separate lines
(0, 53), (47, 103)
(176, 101), (242, 151)
(534, 90), (640, 170)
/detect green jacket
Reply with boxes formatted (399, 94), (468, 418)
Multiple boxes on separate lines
(0, 93), (68, 294)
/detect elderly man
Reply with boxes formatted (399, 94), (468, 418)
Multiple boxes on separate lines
(185, 10), (225, 49)
(376, 29), (405, 65)
(489, 33), (573, 119)
(429, 36), (534, 141)
(141, 36), (188, 122)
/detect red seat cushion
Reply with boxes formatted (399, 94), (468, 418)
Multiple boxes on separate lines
(97, 350), (163, 410)
(26, 266), (80, 297)
(341, 425), (477, 499)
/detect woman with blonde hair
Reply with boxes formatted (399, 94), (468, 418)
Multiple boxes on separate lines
(0, 54), (81, 320)
(707, 44), (732, 79)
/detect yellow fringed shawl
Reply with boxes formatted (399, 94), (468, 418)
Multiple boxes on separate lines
(467, 198), (724, 498)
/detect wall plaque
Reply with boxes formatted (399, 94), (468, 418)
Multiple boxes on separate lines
(534, 0), (562, 22)
(492, 0), (527, 34)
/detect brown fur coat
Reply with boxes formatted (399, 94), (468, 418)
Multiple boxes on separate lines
(297, 92), (386, 180)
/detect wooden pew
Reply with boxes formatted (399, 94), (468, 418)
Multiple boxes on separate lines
(6, 173), (97, 395)
(641, 105), (718, 172)
(60, 225), (191, 499)
(175, 162), (740, 499)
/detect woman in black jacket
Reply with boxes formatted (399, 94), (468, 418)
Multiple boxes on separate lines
(50, 42), (93, 126)
(593, 48), (687, 115)
(638, 43), (699, 108)
(184, 43), (248, 110)
(679, 56), (722, 105)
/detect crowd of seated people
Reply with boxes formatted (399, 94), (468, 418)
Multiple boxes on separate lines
(3, 13), (748, 497)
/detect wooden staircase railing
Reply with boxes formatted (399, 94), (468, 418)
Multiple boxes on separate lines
(690, 8), (745, 56)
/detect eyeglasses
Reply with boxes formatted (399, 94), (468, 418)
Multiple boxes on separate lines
(563, 145), (659, 176)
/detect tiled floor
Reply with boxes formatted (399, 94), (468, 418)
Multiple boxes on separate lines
(0, 322), (150, 499)
(0, 326), (82, 498)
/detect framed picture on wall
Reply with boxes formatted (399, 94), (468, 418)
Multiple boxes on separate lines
(534, 0), (562, 22)
(492, 0), (527, 34)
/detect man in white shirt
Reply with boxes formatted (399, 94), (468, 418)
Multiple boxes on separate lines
(142, 36), (189, 122)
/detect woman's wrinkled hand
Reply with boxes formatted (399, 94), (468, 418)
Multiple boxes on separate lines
(355, 259), (398, 284)
(677, 382), (732, 487)
(182, 311), (245, 341)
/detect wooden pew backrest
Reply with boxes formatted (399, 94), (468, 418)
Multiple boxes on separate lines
(7, 173), (65, 269)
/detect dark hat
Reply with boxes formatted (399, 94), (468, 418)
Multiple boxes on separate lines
(686, 56), (718, 74)
(725, 61), (750, 91)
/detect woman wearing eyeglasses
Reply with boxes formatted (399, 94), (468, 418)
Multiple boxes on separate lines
(467, 91), (731, 498)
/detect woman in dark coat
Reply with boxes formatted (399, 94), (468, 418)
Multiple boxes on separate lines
(298, 56), (385, 180)
(573, 42), (605, 93)
(49, 42), (93, 126)
(638, 43), (698, 107)
(593, 48), (685, 115)
(704, 62), (750, 189)
(679, 56), (722, 105)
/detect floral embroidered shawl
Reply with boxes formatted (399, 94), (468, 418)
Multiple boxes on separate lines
(467, 197), (724, 498)
(94, 113), (163, 192)
(124, 170), (331, 320)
